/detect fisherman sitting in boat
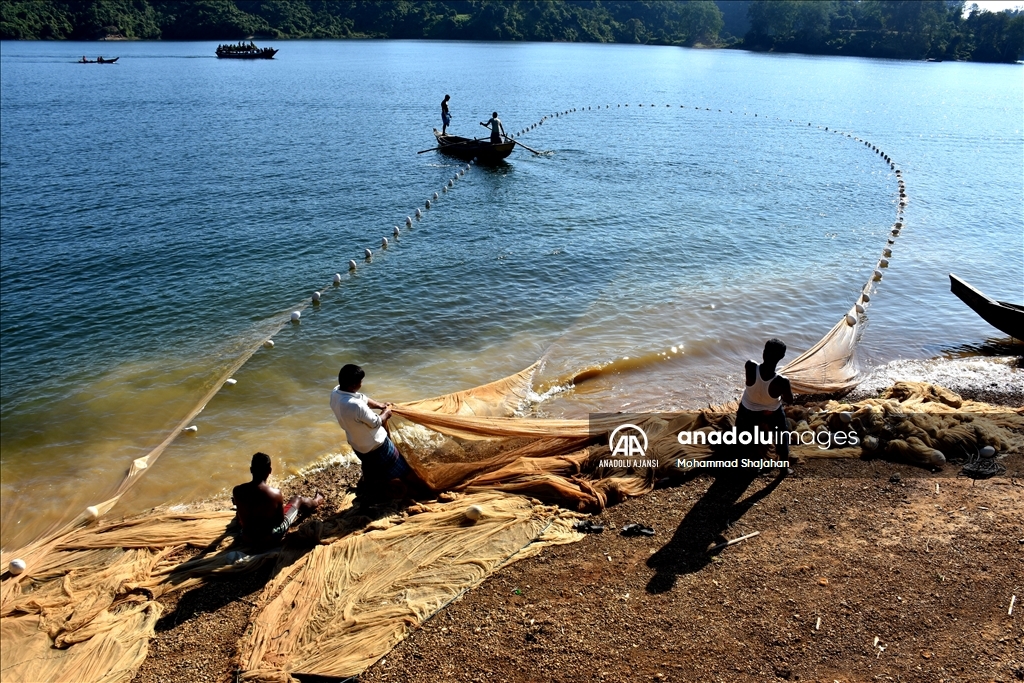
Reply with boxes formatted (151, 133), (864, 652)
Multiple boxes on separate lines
(481, 111), (505, 144)
(735, 339), (795, 473)
(330, 364), (422, 501)
(232, 452), (323, 547)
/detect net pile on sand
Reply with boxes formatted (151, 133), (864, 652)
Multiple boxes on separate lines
(391, 373), (1022, 510)
(236, 491), (580, 681)
(803, 381), (1024, 467)
(0, 491), (581, 683)
(2, 368), (1020, 683)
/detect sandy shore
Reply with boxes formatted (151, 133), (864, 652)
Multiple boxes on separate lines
(130, 356), (1022, 683)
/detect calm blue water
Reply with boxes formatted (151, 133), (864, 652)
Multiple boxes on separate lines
(1, 40), (1021, 548)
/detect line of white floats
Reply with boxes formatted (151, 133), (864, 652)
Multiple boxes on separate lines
(187, 101), (906, 436)
(507, 101), (908, 333)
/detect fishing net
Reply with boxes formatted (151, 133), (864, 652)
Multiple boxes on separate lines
(782, 311), (863, 394)
(235, 492), (581, 681)
(2, 368), (1020, 683)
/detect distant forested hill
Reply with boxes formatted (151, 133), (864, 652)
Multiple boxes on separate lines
(1, 0), (1020, 63)
(0, 1), (725, 45)
(742, 0), (1023, 63)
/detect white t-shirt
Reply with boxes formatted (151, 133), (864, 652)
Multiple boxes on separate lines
(330, 387), (387, 454)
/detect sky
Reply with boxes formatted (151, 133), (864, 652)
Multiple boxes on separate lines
(965, 1), (1024, 14)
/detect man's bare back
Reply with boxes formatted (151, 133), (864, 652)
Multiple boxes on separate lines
(232, 452), (322, 547)
(232, 479), (285, 545)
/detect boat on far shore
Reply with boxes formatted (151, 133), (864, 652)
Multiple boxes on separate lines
(950, 273), (1024, 341)
(216, 41), (277, 59)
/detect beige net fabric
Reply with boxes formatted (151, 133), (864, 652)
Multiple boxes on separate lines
(0, 511), (239, 683)
(400, 362), (542, 416)
(236, 491), (581, 682)
(1, 602), (160, 683)
(782, 311), (864, 394)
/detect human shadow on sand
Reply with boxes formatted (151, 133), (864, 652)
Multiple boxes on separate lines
(153, 494), (407, 631)
(645, 466), (786, 594)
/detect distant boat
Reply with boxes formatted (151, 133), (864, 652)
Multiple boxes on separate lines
(432, 129), (515, 164)
(215, 42), (277, 59)
(79, 56), (118, 64)
(949, 273), (1024, 340)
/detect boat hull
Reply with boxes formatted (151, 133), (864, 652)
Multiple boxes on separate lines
(216, 49), (278, 60)
(950, 273), (1024, 340)
(433, 130), (514, 163)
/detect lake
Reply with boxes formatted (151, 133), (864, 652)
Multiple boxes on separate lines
(1, 39), (1021, 549)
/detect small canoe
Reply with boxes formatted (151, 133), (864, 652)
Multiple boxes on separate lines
(433, 129), (514, 164)
(950, 273), (1024, 340)
(96, 57), (118, 63)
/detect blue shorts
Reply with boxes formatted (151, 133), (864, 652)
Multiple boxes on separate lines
(356, 437), (411, 481)
(442, 111), (451, 127)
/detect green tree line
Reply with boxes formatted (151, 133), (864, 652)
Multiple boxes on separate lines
(1, 0), (1020, 62)
(744, 0), (1023, 63)
(0, 1), (724, 44)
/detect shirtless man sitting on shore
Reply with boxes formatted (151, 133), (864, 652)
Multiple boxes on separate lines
(232, 452), (323, 547)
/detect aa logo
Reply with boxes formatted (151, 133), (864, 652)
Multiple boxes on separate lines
(609, 424), (648, 458)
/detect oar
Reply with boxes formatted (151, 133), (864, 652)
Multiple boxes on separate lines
(511, 138), (544, 155)
(479, 122), (544, 155)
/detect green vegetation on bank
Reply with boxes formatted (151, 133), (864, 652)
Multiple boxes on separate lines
(1, 0), (1021, 63)
(744, 0), (1023, 63)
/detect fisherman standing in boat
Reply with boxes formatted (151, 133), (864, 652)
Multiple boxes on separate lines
(441, 94), (452, 135)
(330, 364), (421, 501)
(736, 339), (795, 472)
(481, 111), (505, 143)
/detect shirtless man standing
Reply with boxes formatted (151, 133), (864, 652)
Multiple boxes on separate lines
(232, 452), (323, 547)
(441, 94), (452, 134)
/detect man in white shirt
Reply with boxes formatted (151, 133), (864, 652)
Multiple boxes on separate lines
(330, 364), (416, 499)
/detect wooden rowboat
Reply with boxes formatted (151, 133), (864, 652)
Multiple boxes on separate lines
(950, 273), (1024, 340)
(433, 129), (514, 164)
